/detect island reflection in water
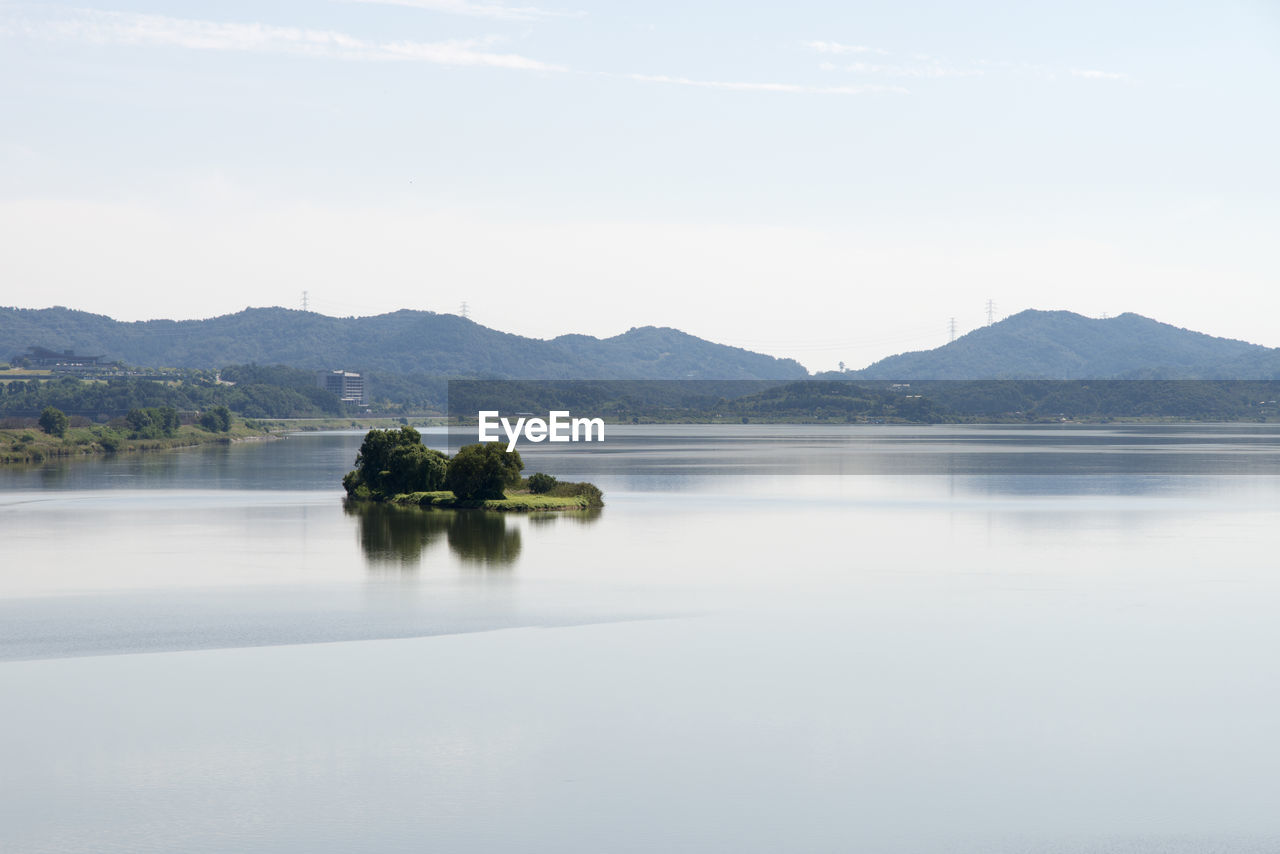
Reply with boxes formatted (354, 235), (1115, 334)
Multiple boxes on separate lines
(344, 501), (601, 568)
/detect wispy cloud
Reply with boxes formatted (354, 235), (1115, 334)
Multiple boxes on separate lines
(1070, 67), (1129, 81)
(341, 0), (584, 23)
(830, 61), (980, 79)
(627, 73), (907, 96)
(807, 40), (1130, 84)
(10, 8), (565, 70)
(804, 40), (889, 56)
(806, 41), (977, 79)
(3, 9), (944, 95)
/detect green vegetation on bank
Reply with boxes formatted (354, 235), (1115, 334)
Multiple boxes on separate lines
(258, 417), (445, 432)
(11, 350), (1280, 427)
(342, 426), (603, 511)
(0, 414), (269, 465)
(0, 365), (347, 420)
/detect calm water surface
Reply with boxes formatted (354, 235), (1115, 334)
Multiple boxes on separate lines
(3, 425), (1280, 853)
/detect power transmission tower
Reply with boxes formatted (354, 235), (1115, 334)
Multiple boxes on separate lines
(949, 317), (957, 343)
(301, 290), (309, 312)
(986, 299), (995, 325)
(460, 301), (470, 320)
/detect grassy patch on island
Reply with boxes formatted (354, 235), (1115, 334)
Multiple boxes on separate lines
(392, 490), (601, 511)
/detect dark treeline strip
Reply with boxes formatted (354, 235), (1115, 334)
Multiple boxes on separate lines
(445, 379), (1280, 423)
(0, 365), (346, 419)
(7, 373), (1280, 423)
(446, 380), (784, 421)
(892, 380), (1280, 421)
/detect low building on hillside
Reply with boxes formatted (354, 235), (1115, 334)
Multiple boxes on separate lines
(22, 347), (105, 372)
(317, 370), (366, 406)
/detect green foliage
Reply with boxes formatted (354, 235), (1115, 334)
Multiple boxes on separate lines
(343, 426), (448, 499)
(443, 443), (524, 501)
(126, 406), (180, 438)
(38, 406), (69, 437)
(0, 369), (343, 421)
(546, 480), (604, 507)
(383, 443), (449, 496)
(527, 472), (557, 494)
(396, 491), (597, 512)
(199, 405), (232, 432)
(87, 425), (124, 452)
(723, 381), (948, 424)
(218, 364), (346, 417)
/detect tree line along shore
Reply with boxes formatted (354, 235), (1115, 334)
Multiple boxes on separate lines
(9, 371), (1280, 467)
(0, 404), (274, 465)
(9, 362), (1280, 426)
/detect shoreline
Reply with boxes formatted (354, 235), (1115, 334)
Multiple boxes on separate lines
(0, 424), (276, 466)
(9, 416), (1277, 468)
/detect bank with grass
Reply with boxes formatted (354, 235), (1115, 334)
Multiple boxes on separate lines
(0, 420), (272, 465)
(389, 487), (602, 512)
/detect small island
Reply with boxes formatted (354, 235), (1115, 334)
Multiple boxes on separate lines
(342, 426), (603, 511)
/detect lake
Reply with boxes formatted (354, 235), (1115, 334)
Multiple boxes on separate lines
(3, 424), (1280, 853)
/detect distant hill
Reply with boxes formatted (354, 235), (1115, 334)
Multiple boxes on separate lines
(0, 307), (807, 381)
(9, 305), (1280, 385)
(844, 310), (1280, 380)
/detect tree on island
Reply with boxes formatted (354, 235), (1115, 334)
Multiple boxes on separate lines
(340, 429), (602, 508)
(444, 443), (524, 501)
(527, 472), (557, 494)
(38, 406), (68, 438)
(343, 425), (449, 500)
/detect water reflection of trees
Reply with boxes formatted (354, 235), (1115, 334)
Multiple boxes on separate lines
(344, 501), (525, 568)
(445, 512), (521, 565)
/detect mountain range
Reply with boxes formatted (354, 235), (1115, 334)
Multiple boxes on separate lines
(0, 306), (806, 380)
(4, 305), (1280, 381)
(840, 310), (1280, 380)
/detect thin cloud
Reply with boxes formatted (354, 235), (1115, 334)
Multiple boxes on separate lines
(12, 8), (565, 71)
(1070, 68), (1129, 81)
(809, 40), (1133, 84)
(627, 73), (907, 96)
(839, 61), (981, 79)
(807, 41), (978, 79)
(804, 40), (890, 56)
(341, 0), (584, 23)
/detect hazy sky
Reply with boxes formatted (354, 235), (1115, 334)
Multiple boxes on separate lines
(2, 0), (1277, 371)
